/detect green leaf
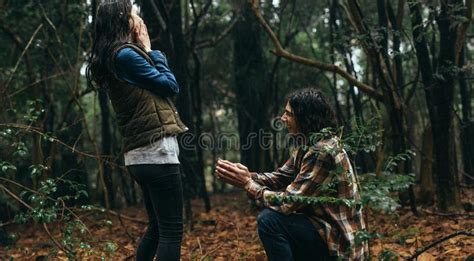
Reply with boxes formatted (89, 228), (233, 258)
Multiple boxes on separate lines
(0, 161), (17, 174)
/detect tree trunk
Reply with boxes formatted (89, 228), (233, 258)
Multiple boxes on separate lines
(364, 0), (417, 213)
(408, 0), (461, 211)
(431, 0), (461, 211)
(458, 47), (473, 185)
(233, 0), (271, 171)
(190, 50), (211, 212)
(99, 90), (115, 208)
(419, 124), (434, 205)
(329, 0), (346, 127)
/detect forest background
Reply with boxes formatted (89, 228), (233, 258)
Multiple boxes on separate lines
(0, 0), (473, 259)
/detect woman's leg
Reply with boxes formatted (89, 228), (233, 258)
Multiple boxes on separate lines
(128, 164), (183, 261)
(146, 164), (183, 261)
(128, 165), (160, 260)
(138, 186), (160, 260)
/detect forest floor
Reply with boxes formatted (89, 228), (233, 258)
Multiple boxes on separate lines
(1, 189), (473, 260)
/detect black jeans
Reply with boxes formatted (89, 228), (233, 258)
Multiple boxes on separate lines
(257, 208), (334, 261)
(127, 164), (183, 261)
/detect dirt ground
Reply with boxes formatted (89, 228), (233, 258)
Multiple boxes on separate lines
(1, 190), (473, 260)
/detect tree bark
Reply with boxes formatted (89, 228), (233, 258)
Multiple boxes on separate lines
(419, 124), (434, 205)
(233, 0), (271, 171)
(99, 90), (115, 208)
(408, 0), (461, 211)
(458, 47), (473, 185)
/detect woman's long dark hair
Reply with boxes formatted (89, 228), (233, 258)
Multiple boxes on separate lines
(287, 88), (337, 136)
(86, 0), (133, 90)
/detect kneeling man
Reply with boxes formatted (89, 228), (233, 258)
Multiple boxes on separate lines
(216, 88), (368, 260)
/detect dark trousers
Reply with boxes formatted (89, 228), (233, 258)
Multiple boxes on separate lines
(127, 164), (183, 261)
(257, 208), (334, 261)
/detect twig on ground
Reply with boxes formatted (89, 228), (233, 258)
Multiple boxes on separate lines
(77, 207), (146, 224)
(116, 211), (136, 243)
(408, 231), (474, 260)
(200, 243), (224, 261)
(197, 236), (203, 256)
(422, 209), (474, 218)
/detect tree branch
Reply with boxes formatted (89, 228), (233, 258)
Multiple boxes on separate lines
(249, 0), (383, 101)
(195, 15), (239, 50)
(0, 184), (75, 256)
(43, 223), (74, 255)
(76, 207), (146, 224)
(0, 123), (124, 170)
(0, 177), (92, 236)
(148, 0), (167, 31)
(1, 23), (43, 94)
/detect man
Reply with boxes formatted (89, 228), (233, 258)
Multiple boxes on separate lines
(215, 88), (368, 260)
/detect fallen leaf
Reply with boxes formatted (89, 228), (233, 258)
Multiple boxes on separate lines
(417, 252), (435, 261)
(424, 227), (434, 233)
(443, 247), (461, 255)
(254, 252), (267, 261)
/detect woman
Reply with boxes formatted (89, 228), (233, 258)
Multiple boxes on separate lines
(87, 1), (187, 260)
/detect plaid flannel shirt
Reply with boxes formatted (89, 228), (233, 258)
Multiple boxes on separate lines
(245, 137), (368, 260)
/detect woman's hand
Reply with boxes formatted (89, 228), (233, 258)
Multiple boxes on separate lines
(134, 20), (152, 52)
(215, 159), (251, 188)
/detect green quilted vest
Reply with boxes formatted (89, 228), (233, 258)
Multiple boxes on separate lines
(107, 44), (188, 152)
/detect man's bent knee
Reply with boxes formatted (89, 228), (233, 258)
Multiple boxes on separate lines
(257, 208), (281, 231)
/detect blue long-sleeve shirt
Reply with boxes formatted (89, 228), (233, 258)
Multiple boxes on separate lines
(114, 47), (179, 97)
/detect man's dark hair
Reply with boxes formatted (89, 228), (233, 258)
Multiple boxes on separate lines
(287, 88), (337, 135)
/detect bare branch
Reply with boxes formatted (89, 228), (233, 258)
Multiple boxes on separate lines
(0, 176), (92, 236)
(2, 24), (43, 94)
(149, 0), (167, 31)
(196, 15), (239, 50)
(0, 123), (124, 171)
(43, 223), (74, 255)
(249, 0), (383, 101)
(189, 0), (212, 21)
(0, 184), (75, 255)
(8, 72), (66, 98)
(76, 207), (146, 224)
(0, 185), (32, 210)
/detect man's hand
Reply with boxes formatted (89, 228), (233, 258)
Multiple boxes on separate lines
(215, 159), (251, 188)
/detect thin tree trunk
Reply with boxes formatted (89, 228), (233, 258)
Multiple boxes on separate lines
(329, 0), (345, 127)
(233, 0), (270, 171)
(119, 167), (134, 206)
(458, 47), (473, 185)
(419, 124), (434, 205)
(190, 49), (211, 212)
(99, 90), (115, 208)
